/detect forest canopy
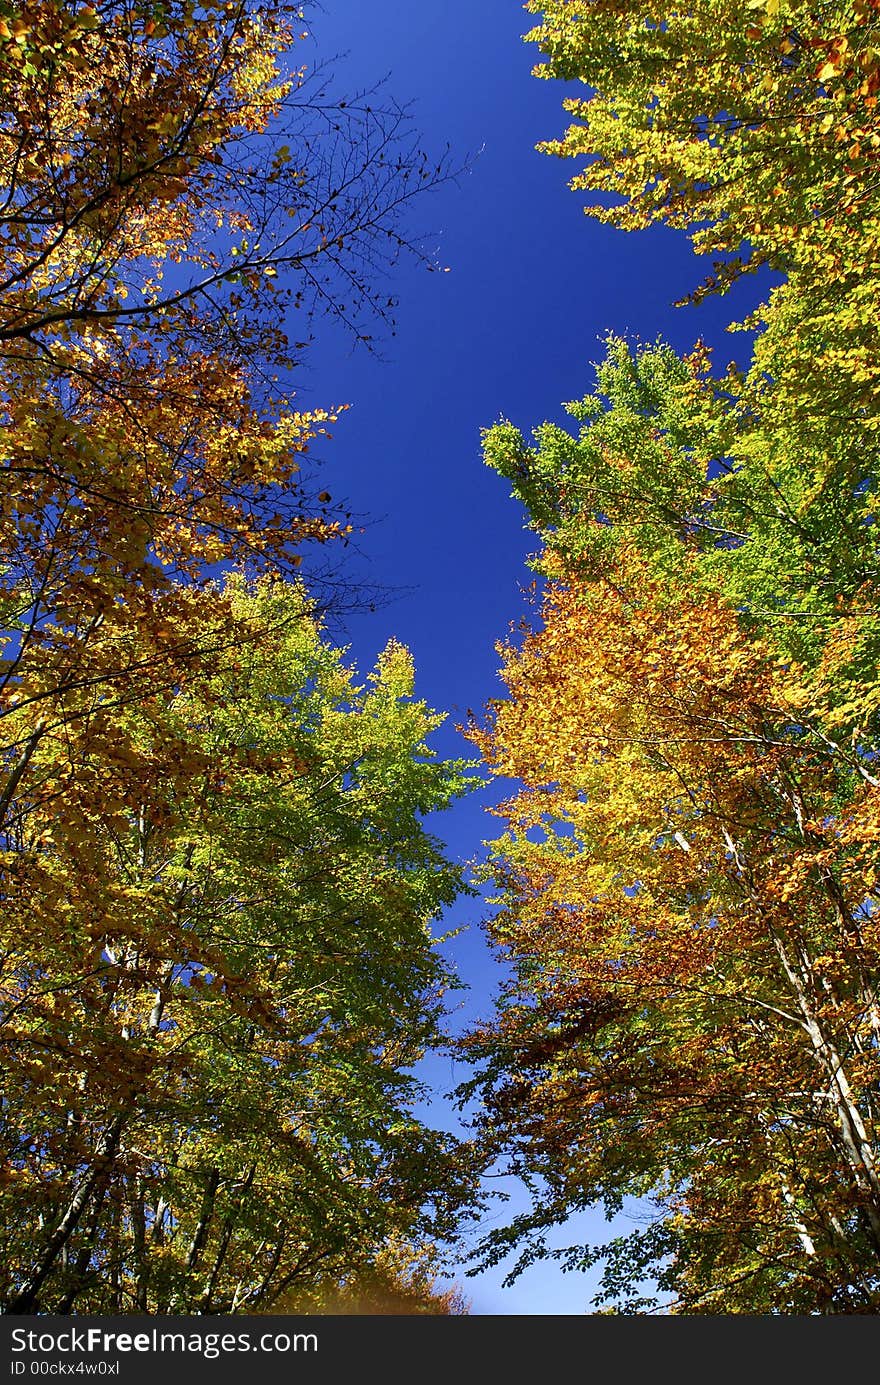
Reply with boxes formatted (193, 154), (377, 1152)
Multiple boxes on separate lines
(463, 0), (880, 1315)
(4, 0), (880, 1320)
(0, 0), (476, 1315)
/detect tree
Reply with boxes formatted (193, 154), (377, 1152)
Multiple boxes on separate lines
(462, 535), (880, 1311)
(1, 578), (477, 1313)
(0, 1), (477, 1314)
(270, 1235), (471, 1315)
(0, 0), (444, 352)
(467, 329), (880, 1304)
(524, 0), (880, 477)
(0, 0), (456, 823)
(482, 333), (880, 735)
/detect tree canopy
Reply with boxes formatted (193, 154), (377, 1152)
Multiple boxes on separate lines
(1, 578), (476, 1313)
(0, 0), (475, 1314)
(463, 0), (880, 1314)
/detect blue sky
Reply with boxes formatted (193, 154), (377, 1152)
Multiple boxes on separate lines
(292, 0), (771, 1315)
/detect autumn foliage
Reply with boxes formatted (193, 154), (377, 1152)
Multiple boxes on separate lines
(0, 1), (473, 1313)
(466, 544), (880, 1311)
(463, 0), (880, 1313)
(7, 0), (880, 1321)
